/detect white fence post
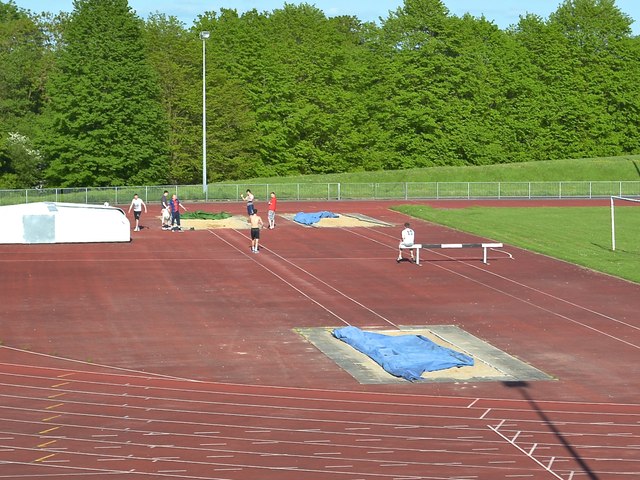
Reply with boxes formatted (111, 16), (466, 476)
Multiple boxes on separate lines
(611, 196), (616, 251)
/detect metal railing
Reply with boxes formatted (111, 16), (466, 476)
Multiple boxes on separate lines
(1, 181), (639, 206)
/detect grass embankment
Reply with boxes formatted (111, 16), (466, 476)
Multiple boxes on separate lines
(246, 155), (640, 183)
(393, 204), (640, 284)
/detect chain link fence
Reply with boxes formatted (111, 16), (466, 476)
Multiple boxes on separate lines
(1, 181), (639, 206)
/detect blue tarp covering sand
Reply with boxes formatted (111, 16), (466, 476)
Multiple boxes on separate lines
(333, 326), (474, 381)
(293, 211), (339, 225)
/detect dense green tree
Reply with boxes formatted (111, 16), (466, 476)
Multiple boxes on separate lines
(502, 15), (556, 161)
(0, 2), (46, 123)
(196, 9), (262, 180)
(551, 0), (640, 157)
(0, 131), (43, 187)
(612, 36), (640, 153)
(419, 13), (517, 166)
(2, 0), (640, 186)
(0, 1), (49, 187)
(377, 0), (467, 168)
(197, 5), (378, 177)
(144, 13), (201, 184)
(515, 0), (639, 159)
(41, 0), (169, 186)
(249, 4), (360, 175)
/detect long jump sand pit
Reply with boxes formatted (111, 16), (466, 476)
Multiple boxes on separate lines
(167, 213), (394, 230)
(298, 325), (553, 384)
(158, 214), (249, 230)
(283, 213), (394, 228)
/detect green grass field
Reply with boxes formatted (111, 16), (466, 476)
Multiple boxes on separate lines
(392, 204), (640, 284)
(247, 155), (640, 184)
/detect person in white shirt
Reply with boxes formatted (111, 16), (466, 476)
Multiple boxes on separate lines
(240, 189), (255, 216)
(397, 222), (415, 262)
(128, 193), (147, 232)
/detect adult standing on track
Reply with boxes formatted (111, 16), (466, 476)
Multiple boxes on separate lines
(249, 208), (264, 253)
(267, 191), (277, 229)
(160, 190), (171, 230)
(169, 194), (187, 231)
(241, 189), (255, 216)
(397, 222), (415, 262)
(128, 193), (147, 232)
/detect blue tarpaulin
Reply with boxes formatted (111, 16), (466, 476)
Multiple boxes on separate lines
(332, 326), (474, 381)
(293, 211), (339, 225)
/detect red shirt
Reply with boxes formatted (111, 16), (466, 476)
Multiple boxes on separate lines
(268, 196), (277, 211)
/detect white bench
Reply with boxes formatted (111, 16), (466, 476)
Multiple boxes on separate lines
(400, 243), (504, 265)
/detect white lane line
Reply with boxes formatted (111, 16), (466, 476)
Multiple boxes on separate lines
(208, 230), (352, 327)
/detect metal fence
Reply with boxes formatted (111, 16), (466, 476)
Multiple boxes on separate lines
(1, 181), (639, 206)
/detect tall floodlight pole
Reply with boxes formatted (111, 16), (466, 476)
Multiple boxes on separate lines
(200, 31), (210, 195)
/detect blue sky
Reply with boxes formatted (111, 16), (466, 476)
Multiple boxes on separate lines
(14, 0), (640, 34)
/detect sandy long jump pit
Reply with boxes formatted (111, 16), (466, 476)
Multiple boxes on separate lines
(161, 212), (394, 230)
(297, 325), (553, 384)
(178, 215), (250, 230)
(282, 212), (394, 228)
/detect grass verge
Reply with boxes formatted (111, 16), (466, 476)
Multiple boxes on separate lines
(245, 156), (640, 184)
(182, 211), (232, 220)
(393, 204), (640, 284)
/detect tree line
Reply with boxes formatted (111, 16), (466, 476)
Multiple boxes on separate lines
(1, 0), (639, 188)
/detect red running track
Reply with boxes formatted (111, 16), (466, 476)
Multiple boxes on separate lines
(0, 199), (638, 479)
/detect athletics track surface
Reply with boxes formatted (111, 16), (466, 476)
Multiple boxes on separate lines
(1, 199), (638, 479)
